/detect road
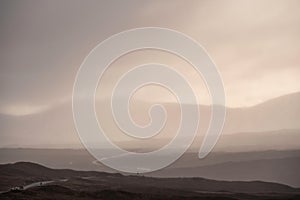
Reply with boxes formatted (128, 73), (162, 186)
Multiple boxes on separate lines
(0, 179), (68, 194)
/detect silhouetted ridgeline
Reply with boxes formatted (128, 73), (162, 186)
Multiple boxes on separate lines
(0, 162), (299, 200)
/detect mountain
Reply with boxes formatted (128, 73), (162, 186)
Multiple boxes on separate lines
(0, 162), (299, 200)
(223, 92), (300, 134)
(0, 92), (300, 149)
(213, 129), (300, 152)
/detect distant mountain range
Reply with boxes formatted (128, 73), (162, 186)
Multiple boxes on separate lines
(0, 92), (300, 149)
(213, 129), (300, 152)
(222, 92), (300, 134)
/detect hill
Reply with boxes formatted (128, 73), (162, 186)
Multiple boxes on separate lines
(0, 162), (299, 200)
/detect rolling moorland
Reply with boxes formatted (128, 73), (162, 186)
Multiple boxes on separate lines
(0, 162), (300, 200)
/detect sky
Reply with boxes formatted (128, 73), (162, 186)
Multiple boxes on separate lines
(0, 0), (300, 149)
(0, 0), (300, 116)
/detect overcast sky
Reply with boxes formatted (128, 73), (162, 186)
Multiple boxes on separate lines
(1, 0), (300, 116)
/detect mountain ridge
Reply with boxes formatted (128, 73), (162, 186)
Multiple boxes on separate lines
(0, 92), (300, 148)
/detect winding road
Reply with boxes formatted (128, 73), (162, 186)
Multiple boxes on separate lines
(0, 179), (68, 194)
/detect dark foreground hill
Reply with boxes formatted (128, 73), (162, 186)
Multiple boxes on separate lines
(151, 156), (300, 187)
(0, 162), (299, 200)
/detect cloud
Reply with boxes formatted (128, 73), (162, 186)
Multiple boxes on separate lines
(0, 104), (51, 116)
(0, 0), (300, 111)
